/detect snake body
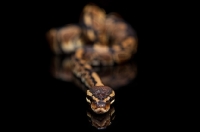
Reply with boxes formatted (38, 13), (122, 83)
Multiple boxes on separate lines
(46, 4), (138, 114)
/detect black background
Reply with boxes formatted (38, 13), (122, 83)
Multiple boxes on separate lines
(15, 0), (177, 131)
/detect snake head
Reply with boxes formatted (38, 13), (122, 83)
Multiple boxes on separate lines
(86, 86), (115, 114)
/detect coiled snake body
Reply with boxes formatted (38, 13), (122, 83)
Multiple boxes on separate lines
(46, 4), (138, 114)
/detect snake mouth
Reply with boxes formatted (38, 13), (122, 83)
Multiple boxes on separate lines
(86, 96), (115, 114)
(91, 101), (110, 114)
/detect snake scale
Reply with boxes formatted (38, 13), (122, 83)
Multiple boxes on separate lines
(46, 3), (138, 114)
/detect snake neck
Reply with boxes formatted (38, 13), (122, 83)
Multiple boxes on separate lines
(72, 57), (104, 89)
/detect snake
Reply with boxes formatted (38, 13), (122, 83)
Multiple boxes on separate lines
(46, 3), (138, 114)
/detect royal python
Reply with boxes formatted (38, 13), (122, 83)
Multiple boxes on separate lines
(46, 4), (138, 114)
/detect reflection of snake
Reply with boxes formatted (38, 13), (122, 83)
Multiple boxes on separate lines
(46, 4), (138, 114)
(87, 106), (115, 129)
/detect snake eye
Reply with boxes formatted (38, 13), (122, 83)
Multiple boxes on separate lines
(86, 97), (91, 103)
(110, 99), (115, 104)
(109, 96), (115, 104)
(86, 95), (93, 104)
